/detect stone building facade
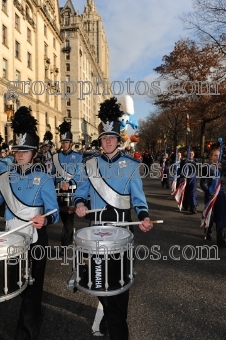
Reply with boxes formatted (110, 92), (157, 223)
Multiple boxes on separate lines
(0, 0), (62, 146)
(60, 0), (110, 146)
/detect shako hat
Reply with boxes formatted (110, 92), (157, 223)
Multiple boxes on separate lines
(1, 142), (9, 153)
(11, 106), (39, 150)
(97, 97), (123, 139)
(58, 120), (72, 141)
(43, 131), (53, 147)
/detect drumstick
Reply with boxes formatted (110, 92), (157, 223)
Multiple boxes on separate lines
(108, 220), (164, 226)
(0, 209), (58, 238)
(61, 206), (107, 215)
(85, 208), (107, 214)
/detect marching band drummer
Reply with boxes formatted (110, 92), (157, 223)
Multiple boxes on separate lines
(74, 97), (153, 340)
(41, 131), (54, 173)
(52, 120), (82, 250)
(0, 106), (59, 340)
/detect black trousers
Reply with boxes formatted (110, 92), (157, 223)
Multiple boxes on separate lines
(98, 289), (129, 340)
(15, 228), (48, 340)
(60, 210), (75, 247)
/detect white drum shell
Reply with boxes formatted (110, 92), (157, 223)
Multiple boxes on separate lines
(74, 226), (133, 253)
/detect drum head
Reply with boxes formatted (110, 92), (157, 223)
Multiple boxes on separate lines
(75, 226), (133, 252)
(0, 232), (30, 258)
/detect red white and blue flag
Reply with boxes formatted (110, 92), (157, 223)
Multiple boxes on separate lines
(173, 179), (187, 211)
(201, 179), (221, 228)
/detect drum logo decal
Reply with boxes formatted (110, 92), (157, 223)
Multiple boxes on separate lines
(95, 258), (102, 265)
(93, 231), (113, 237)
(94, 260), (102, 288)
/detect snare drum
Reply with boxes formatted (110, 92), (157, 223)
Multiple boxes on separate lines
(0, 232), (30, 302)
(67, 226), (134, 296)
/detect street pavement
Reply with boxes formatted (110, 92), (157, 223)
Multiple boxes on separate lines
(0, 174), (226, 340)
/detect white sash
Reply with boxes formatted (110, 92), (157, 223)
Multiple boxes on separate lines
(0, 172), (43, 243)
(53, 153), (74, 181)
(86, 158), (130, 210)
(0, 172), (43, 221)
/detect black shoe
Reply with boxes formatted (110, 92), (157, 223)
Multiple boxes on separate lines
(204, 227), (212, 240)
(99, 315), (108, 335)
(190, 207), (197, 214)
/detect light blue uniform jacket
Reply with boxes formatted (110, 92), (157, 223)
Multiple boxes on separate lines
(73, 152), (149, 220)
(0, 166), (59, 224)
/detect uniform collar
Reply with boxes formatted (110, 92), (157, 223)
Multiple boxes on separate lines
(101, 152), (121, 163)
(62, 149), (73, 156)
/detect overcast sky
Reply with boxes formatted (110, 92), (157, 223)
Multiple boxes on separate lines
(59, 0), (194, 124)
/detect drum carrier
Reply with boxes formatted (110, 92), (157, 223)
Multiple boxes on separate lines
(56, 182), (76, 213)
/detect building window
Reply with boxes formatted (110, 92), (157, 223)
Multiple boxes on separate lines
(66, 98), (71, 106)
(44, 42), (48, 56)
(45, 66), (48, 79)
(27, 27), (31, 43)
(25, 5), (29, 16)
(27, 52), (31, 68)
(45, 90), (49, 104)
(15, 70), (21, 88)
(65, 16), (70, 25)
(66, 63), (70, 71)
(65, 30), (70, 37)
(65, 39), (70, 48)
(15, 13), (20, 31)
(15, 100), (20, 111)
(53, 37), (56, 49)
(2, 58), (7, 78)
(66, 53), (70, 60)
(15, 41), (20, 59)
(28, 78), (32, 95)
(54, 94), (58, 109)
(67, 86), (70, 93)
(53, 54), (57, 66)
(66, 75), (70, 82)
(45, 112), (48, 126)
(2, 25), (7, 46)
(3, 93), (7, 112)
(15, 70), (20, 81)
(66, 109), (71, 118)
(2, 0), (7, 13)
(44, 24), (47, 37)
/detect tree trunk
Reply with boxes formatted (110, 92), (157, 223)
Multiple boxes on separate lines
(199, 122), (206, 158)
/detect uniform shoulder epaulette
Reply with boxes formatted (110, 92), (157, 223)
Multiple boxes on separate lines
(33, 163), (48, 173)
(121, 152), (140, 163)
(83, 151), (99, 163)
(72, 150), (80, 155)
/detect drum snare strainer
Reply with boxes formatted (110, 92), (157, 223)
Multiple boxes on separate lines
(67, 225), (135, 296)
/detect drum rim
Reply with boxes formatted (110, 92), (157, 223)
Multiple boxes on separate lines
(0, 280), (28, 302)
(74, 279), (134, 296)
